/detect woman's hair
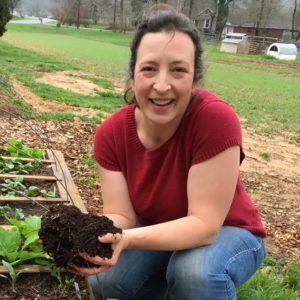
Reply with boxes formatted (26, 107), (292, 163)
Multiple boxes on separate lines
(124, 4), (203, 104)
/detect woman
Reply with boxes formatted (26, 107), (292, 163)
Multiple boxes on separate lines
(70, 6), (266, 300)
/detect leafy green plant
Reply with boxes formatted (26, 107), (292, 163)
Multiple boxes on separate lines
(0, 156), (42, 175)
(0, 176), (54, 198)
(0, 205), (24, 220)
(24, 185), (38, 197)
(3, 139), (45, 159)
(40, 189), (55, 198)
(0, 260), (28, 293)
(50, 266), (75, 290)
(0, 215), (51, 266)
(1, 176), (26, 196)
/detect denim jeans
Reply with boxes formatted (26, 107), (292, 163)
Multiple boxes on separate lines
(88, 226), (265, 300)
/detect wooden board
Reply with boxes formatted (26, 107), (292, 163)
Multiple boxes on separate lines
(0, 174), (61, 181)
(1, 155), (55, 164)
(0, 196), (66, 203)
(0, 151), (94, 299)
(48, 150), (87, 213)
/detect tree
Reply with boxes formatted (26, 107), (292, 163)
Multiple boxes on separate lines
(0, 0), (12, 37)
(215, 0), (234, 39)
(292, 0), (300, 41)
(8, 0), (21, 13)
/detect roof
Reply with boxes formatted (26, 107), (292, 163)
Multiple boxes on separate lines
(226, 33), (246, 37)
(222, 39), (242, 44)
(268, 43), (297, 54)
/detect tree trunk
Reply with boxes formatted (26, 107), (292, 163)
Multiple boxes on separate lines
(292, 0), (297, 40)
(188, 0), (194, 18)
(76, 0), (81, 30)
(120, 0), (124, 32)
(113, 0), (117, 32)
(255, 0), (266, 36)
(215, 0), (233, 40)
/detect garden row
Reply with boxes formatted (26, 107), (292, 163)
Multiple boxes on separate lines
(0, 139), (93, 299)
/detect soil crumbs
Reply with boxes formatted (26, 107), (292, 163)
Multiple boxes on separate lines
(39, 205), (122, 268)
(1, 72), (299, 264)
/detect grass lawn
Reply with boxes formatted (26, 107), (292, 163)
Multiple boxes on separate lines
(2, 24), (299, 143)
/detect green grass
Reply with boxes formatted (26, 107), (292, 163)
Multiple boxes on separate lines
(1, 24), (300, 142)
(7, 23), (132, 47)
(237, 255), (300, 299)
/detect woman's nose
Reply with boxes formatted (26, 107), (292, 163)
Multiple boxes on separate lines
(153, 72), (171, 93)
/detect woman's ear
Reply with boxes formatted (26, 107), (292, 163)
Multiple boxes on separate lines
(192, 81), (198, 94)
(130, 78), (135, 92)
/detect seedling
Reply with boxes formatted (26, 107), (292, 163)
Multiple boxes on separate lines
(3, 138), (45, 160)
(1, 176), (26, 196)
(40, 189), (55, 198)
(0, 156), (42, 175)
(0, 260), (28, 293)
(0, 205), (24, 220)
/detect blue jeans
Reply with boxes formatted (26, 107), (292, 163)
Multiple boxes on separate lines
(88, 226), (265, 300)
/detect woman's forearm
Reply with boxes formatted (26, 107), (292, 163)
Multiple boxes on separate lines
(124, 216), (219, 251)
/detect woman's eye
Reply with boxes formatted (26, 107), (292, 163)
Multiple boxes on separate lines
(173, 67), (186, 73)
(141, 66), (154, 72)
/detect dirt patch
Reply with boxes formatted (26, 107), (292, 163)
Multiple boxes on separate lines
(216, 57), (300, 71)
(1, 73), (299, 262)
(0, 272), (90, 299)
(8, 72), (121, 119)
(36, 71), (105, 96)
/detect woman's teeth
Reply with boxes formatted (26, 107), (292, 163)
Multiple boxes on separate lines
(151, 99), (174, 106)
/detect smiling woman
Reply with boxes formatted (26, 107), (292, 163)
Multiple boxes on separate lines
(68, 4), (266, 300)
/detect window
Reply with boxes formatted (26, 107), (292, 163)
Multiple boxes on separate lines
(204, 19), (210, 29)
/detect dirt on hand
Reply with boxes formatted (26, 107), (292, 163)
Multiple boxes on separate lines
(39, 204), (122, 268)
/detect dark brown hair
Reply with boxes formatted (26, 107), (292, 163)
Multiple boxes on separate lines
(124, 5), (203, 104)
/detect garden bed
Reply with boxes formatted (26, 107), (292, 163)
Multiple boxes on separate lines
(0, 141), (94, 299)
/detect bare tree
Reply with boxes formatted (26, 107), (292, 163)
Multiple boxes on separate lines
(113, 0), (117, 31)
(8, 0), (21, 13)
(215, 0), (234, 39)
(254, 0), (266, 35)
(75, 0), (82, 29)
(292, 0), (300, 41)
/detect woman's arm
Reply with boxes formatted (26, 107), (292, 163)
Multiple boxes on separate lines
(98, 164), (137, 230)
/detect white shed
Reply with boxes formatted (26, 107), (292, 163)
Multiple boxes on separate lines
(220, 33), (250, 54)
(267, 43), (297, 60)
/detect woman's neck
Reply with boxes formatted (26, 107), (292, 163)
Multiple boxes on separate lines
(134, 108), (182, 151)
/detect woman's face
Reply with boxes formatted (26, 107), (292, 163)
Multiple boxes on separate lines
(131, 31), (196, 127)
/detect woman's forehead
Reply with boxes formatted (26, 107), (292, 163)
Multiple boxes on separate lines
(136, 31), (194, 62)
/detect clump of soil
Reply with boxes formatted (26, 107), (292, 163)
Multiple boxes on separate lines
(39, 204), (122, 268)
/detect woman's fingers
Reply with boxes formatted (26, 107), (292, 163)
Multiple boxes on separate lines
(98, 233), (122, 243)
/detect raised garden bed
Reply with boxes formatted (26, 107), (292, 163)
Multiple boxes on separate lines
(0, 142), (94, 299)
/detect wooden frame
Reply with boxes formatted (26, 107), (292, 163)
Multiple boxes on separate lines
(0, 150), (94, 299)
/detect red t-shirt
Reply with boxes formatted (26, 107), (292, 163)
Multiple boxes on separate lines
(94, 89), (267, 238)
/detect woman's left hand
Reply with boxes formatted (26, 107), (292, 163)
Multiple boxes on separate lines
(67, 232), (128, 276)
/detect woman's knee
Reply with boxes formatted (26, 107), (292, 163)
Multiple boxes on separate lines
(166, 227), (265, 290)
